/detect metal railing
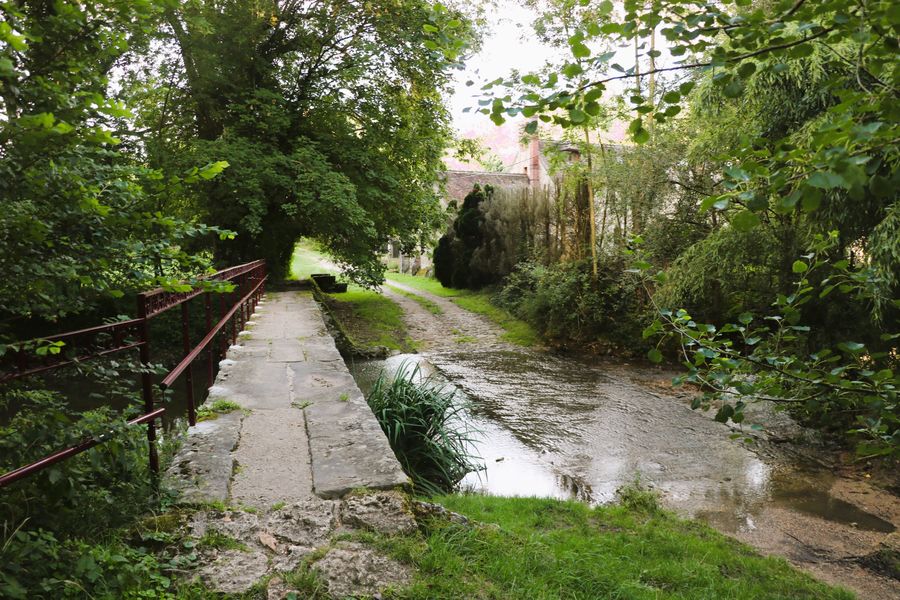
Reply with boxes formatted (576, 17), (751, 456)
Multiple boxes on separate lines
(0, 260), (267, 488)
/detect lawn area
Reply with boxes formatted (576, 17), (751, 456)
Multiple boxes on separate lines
(385, 271), (463, 298)
(290, 242), (415, 352)
(385, 283), (443, 315)
(367, 494), (853, 600)
(326, 285), (416, 353)
(385, 272), (539, 347)
(289, 239), (336, 280)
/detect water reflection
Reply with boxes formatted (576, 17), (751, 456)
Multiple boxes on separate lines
(347, 350), (894, 536)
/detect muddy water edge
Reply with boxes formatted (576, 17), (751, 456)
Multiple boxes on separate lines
(347, 349), (900, 599)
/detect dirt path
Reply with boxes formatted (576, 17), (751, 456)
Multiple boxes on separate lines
(377, 277), (900, 600)
(381, 279), (510, 351)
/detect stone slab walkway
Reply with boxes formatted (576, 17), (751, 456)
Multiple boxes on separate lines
(166, 290), (408, 507)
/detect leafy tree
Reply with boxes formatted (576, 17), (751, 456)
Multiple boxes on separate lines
(139, 0), (475, 284)
(0, 0), (231, 331)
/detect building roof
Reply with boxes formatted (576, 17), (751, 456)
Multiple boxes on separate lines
(441, 170), (529, 203)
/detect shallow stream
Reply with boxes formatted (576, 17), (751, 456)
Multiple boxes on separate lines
(348, 350), (895, 536)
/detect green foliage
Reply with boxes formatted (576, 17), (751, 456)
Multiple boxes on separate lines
(615, 480), (661, 514)
(434, 185), (489, 288)
(382, 494), (854, 599)
(434, 184), (561, 290)
(654, 226), (784, 324)
(0, 528), (183, 600)
(0, 0), (232, 327)
(636, 234), (899, 457)
(146, 0), (475, 284)
(0, 387), (183, 598)
(495, 259), (644, 347)
(366, 362), (481, 494)
(0, 389), (159, 537)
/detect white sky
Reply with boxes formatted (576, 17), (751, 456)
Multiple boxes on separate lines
(449, 1), (562, 132)
(447, 0), (680, 155)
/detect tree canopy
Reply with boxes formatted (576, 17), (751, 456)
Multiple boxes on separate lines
(135, 0), (474, 283)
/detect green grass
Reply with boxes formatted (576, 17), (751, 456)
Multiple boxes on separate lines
(386, 284), (443, 315)
(385, 271), (462, 298)
(386, 272), (539, 347)
(198, 529), (248, 552)
(452, 293), (540, 346)
(196, 399), (242, 422)
(327, 285), (415, 352)
(289, 239), (336, 280)
(369, 494), (854, 600)
(366, 363), (481, 494)
(292, 244), (536, 348)
(292, 242), (415, 352)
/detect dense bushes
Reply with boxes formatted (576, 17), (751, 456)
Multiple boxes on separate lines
(434, 185), (490, 289)
(0, 389), (176, 598)
(495, 259), (645, 347)
(653, 226), (784, 324)
(435, 184), (557, 290)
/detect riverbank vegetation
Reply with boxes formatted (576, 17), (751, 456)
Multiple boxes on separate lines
(367, 363), (480, 494)
(428, 1), (898, 458)
(389, 493), (853, 600)
(293, 242), (417, 354)
(325, 288), (416, 354)
(0, 0), (895, 596)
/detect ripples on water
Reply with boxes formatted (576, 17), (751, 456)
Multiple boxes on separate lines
(348, 350), (894, 534)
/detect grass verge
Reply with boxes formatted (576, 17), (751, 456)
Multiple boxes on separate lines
(293, 242), (415, 353)
(325, 285), (415, 353)
(385, 273), (539, 347)
(369, 494), (854, 600)
(386, 284), (443, 315)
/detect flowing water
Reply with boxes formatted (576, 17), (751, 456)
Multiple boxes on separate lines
(348, 350), (895, 536)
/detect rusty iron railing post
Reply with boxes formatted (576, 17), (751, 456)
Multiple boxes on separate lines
(181, 301), (196, 426)
(219, 292), (228, 356)
(230, 282), (238, 346)
(240, 272), (247, 330)
(205, 292), (214, 388)
(0, 259), (267, 490)
(136, 295), (159, 475)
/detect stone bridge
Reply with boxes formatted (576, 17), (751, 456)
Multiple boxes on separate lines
(165, 291), (415, 596)
(167, 290), (408, 505)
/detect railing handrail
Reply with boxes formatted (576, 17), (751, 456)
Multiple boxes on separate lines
(0, 318), (146, 384)
(1, 260), (266, 381)
(138, 259), (266, 318)
(5, 317), (145, 350)
(0, 259), (267, 489)
(0, 408), (166, 488)
(160, 274), (267, 390)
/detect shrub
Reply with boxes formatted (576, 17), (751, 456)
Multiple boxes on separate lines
(366, 363), (481, 494)
(653, 225), (784, 324)
(0, 388), (174, 598)
(495, 258), (646, 348)
(0, 389), (159, 538)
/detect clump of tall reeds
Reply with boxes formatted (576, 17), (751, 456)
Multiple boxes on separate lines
(366, 362), (481, 494)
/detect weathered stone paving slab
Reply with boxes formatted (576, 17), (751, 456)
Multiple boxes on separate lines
(166, 290), (408, 507)
(182, 492), (420, 597)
